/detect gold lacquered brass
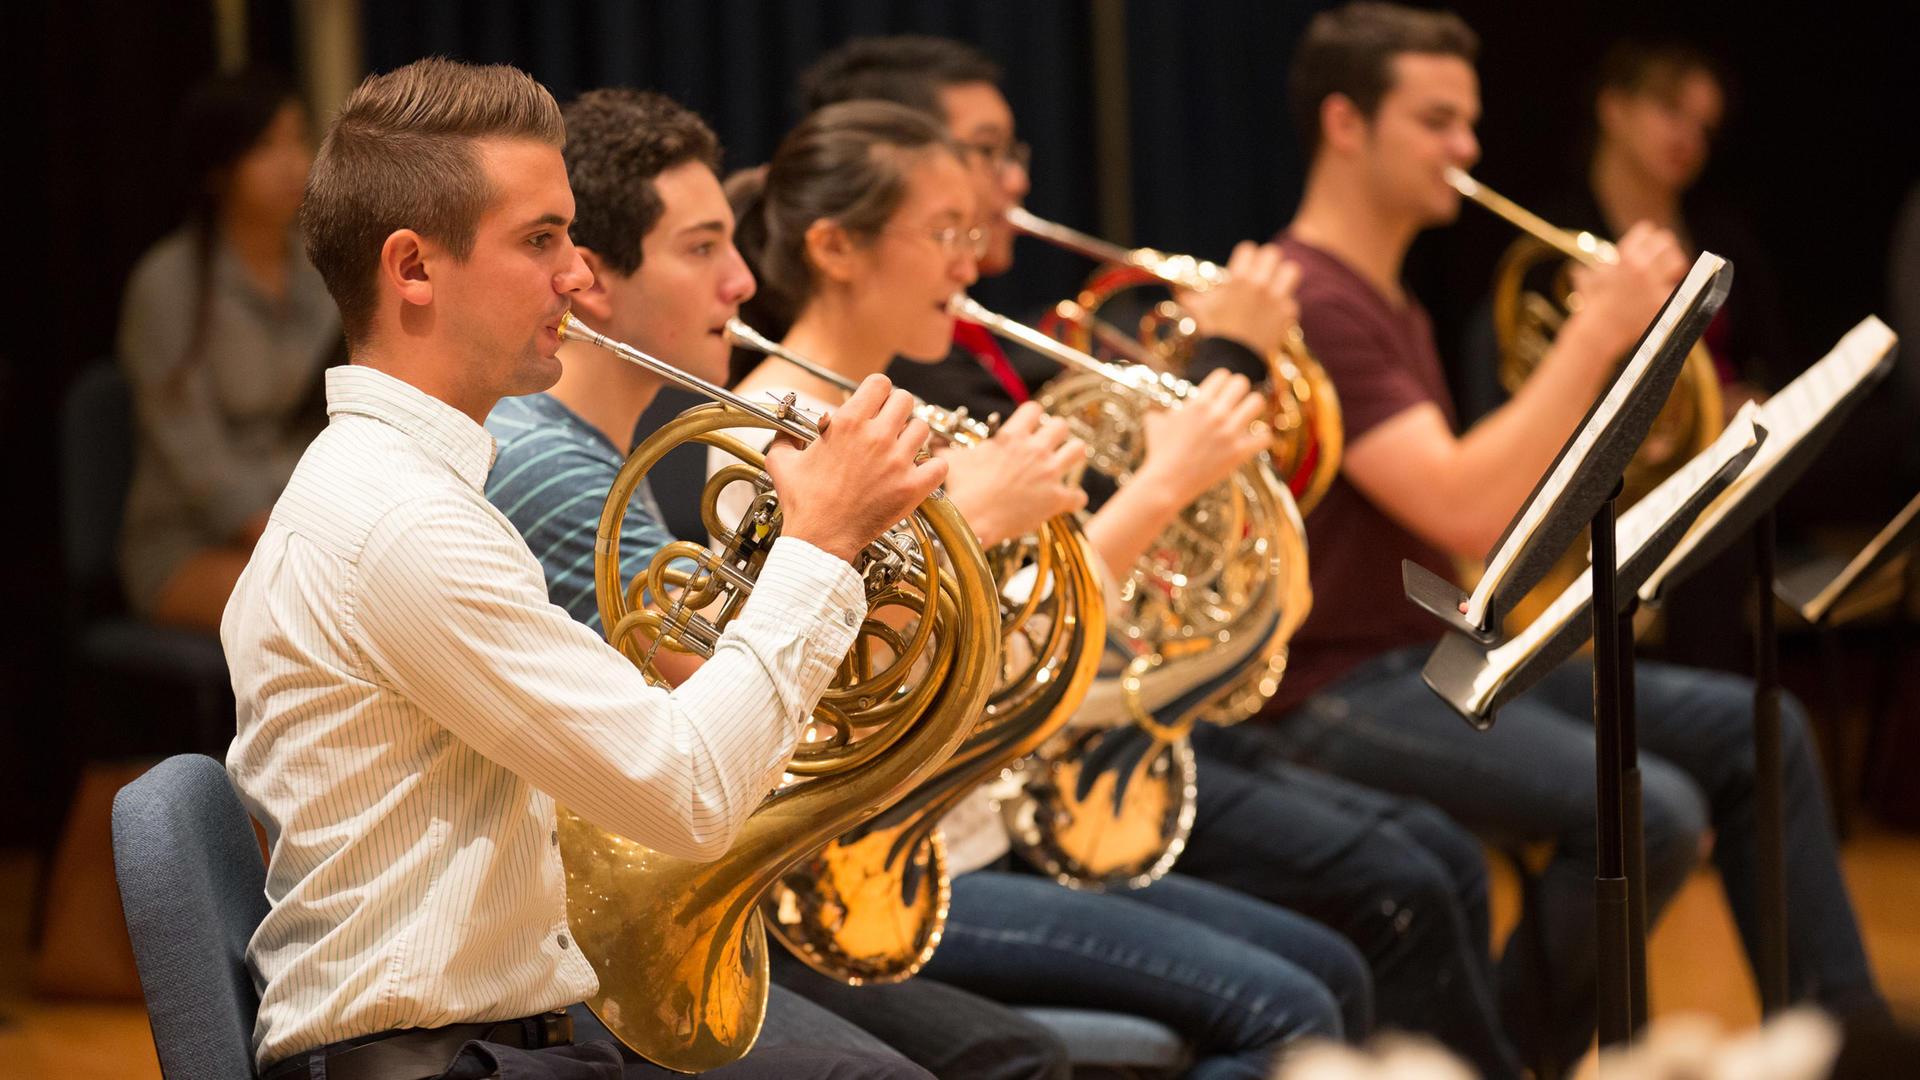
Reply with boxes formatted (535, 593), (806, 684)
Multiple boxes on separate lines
(1008, 207), (1344, 515)
(553, 317), (1001, 1071)
(1446, 169), (1724, 630)
(761, 513), (1104, 981)
(727, 321), (1108, 982)
(953, 295), (1312, 889)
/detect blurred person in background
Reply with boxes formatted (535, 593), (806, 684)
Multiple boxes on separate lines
(117, 68), (337, 632)
(1474, 41), (1790, 673)
(1570, 41), (1785, 405)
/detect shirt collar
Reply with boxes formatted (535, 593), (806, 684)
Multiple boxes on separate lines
(326, 365), (498, 489)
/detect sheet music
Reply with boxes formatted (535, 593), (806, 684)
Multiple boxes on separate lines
(1797, 489), (1920, 623)
(1639, 316), (1898, 602)
(1459, 410), (1763, 715)
(1465, 254), (1728, 630)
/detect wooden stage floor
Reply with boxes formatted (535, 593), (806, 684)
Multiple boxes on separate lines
(3, 826), (1918, 1079)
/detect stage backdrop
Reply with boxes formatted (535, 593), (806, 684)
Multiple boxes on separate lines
(362, 0), (1114, 320)
(9, 0), (1920, 841)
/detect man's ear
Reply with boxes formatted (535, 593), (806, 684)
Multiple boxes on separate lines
(803, 218), (860, 285)
(379, 229), (433, 309)
(571, 246), (618, 322)
(1320, 93), (1369, 157)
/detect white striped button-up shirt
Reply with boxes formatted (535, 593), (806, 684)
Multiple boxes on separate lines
(224, 364), (864, 1067)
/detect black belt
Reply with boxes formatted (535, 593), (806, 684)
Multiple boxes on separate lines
(262, 1010), (575, 1080)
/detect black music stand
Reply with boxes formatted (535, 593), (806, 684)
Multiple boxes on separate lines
(1777, 490), (1920, 837)
(1775, 489), (1920, 627)
(1639, 316), (1899, 1015)
(1425, 416), (1762, 1046)
(1404, 251), (1734, 1048)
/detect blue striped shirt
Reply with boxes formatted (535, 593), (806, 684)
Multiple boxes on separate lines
(483, 392), (677, 632)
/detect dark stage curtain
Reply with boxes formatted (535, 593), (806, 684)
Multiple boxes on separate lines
(1122, 1), (1330, 260)
(362, 0), (1105, 318)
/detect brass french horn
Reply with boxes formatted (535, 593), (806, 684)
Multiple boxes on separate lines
(725, 320), (1107, 984)
(1007, 206), (1344, 516)
(953, 294), (1312, 890)
(1447, 168), (1725, 629)
(551, 314), (1001, 1071)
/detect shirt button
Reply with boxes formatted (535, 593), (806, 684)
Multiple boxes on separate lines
(557, 933), (571, 950)
(550, 830), (559, 846)
(843, 610), (858, 628)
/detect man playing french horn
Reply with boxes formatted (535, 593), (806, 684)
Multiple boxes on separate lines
(1204, 4), (1885, 1075)
(223, 58), (940, 1080)
(802, 34), (1527, 1079)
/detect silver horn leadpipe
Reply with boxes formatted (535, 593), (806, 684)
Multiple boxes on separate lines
(1005, 207), (1227, 293)
(728, 317), (995, 446)
(725, 318), (861, 395)
(948, 293), (1186, 409)
(563, 311), (941, 576)
(559, 312), (820, 443)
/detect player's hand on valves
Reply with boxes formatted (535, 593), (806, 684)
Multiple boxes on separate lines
(940, 401), (1089, 546)
(1570, 222), (1691, 357)
(1176, 241), (1302, 357)
(766, 374), (947, 563)
(1136, 369), (1271, 506)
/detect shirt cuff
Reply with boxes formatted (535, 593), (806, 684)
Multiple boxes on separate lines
(745, 535), (868, 664)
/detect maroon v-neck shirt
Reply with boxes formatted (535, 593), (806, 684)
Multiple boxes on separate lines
(1263, 235), (1459, 715)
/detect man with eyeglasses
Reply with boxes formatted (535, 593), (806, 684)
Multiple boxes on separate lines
(799, 34), (1529, 1078)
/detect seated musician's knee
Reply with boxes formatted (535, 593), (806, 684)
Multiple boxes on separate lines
(1640, 762), (1711, 894)
(1400, 802), (1492, 906)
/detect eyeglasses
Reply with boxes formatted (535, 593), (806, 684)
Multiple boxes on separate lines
(957, 140), (1032, 175)
(886, 224), (990, 260)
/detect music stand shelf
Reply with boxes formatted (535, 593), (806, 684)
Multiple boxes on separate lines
(1419, 415), (1764, 727)
(1775, 489), (1920, 627)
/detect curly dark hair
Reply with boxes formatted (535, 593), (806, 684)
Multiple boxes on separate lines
(560, 88), (722, 277)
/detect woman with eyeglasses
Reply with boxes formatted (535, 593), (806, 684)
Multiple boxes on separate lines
(716, 99), (1372, 1080)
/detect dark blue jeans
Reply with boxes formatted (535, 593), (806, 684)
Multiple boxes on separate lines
(920, 868), (1370, 1080)
(769, 951), (1072, 1080)
(1177, 737), (1522, 1079)
(1210, 645), (1885, 1071)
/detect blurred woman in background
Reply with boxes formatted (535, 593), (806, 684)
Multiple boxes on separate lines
(1572, 40), (1784, 407)
(117, 69), (337, 631)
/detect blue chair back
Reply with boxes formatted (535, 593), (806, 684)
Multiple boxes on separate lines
(112, 754), (268, 1080)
